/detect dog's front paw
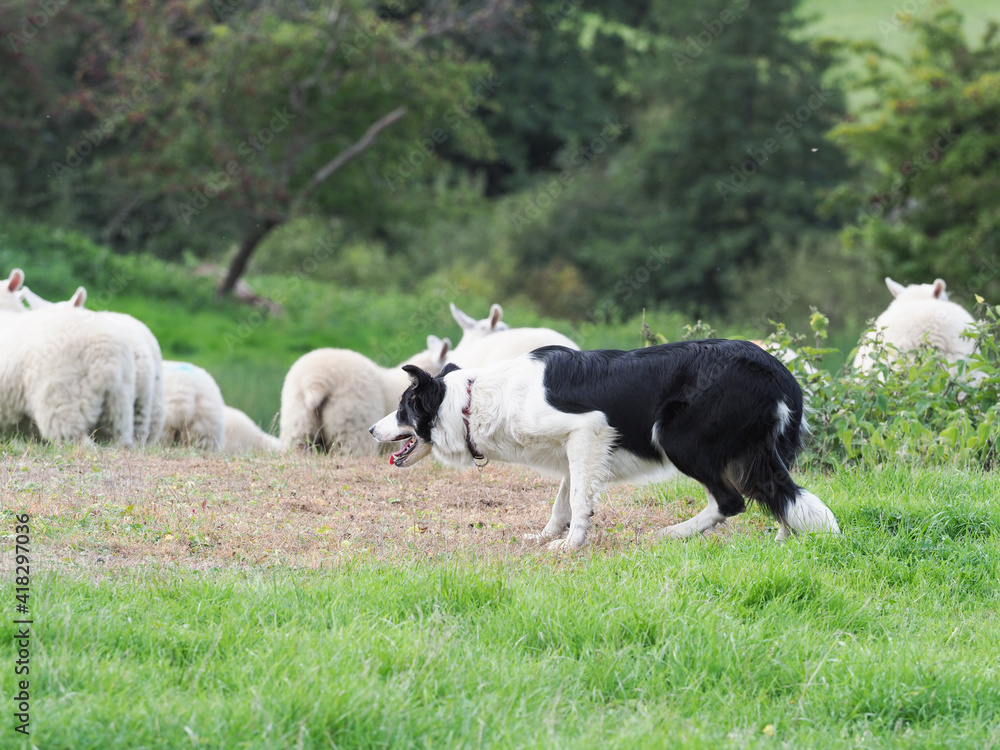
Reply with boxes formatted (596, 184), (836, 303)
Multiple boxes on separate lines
(524, 530), (557, 544)
(547, 526), (588, 551)
(546, 537), (586, 552)
(659, 522), (700, 540)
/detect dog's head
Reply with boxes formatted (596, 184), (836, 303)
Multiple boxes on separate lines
(370, 363), (460, 467)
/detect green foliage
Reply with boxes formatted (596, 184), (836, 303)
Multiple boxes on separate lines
(824, 5), (1000, 301)
(758, 303), (1000, 469)
(511, 0), (854, 318)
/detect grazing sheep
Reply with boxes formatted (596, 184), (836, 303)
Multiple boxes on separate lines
(280, 335), (451, 454)
(447, 326), (580, 367)
(853, 277), (977, 373)
(20, 285), (166, 445)
(0, 269), (137, 445)
(445, 303), (577, 367)
(449, 302), (508, 349)
(223, 406), (281, 454)
(160, 361), (226, 451)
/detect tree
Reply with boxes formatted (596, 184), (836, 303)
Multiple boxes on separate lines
(824, 6), (1000, 302)
(513, 0), (853, 317)
(24, 0), (501, 294)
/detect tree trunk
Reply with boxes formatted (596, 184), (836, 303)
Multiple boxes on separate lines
(217, 107), (406, 297)
(218, 217), (281, 298)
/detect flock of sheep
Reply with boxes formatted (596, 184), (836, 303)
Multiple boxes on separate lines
(0, 268), (575, 453)
(0, 266), (979, 456)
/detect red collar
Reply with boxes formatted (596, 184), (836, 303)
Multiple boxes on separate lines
(462, 379), (486, 466)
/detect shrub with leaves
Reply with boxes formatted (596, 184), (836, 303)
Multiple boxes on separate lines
(766, 303), (999, 469)
(649, 303), (1000, 469)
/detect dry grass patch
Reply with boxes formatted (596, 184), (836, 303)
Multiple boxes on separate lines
(1, 444), (770, 571)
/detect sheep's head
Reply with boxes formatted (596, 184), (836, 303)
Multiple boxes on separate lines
(449, 302), (509, 350)
(20, 286), (87, 310)
(885, 276), (948, 302)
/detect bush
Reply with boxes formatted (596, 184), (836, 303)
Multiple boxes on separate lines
(761, 305), (1000, 470)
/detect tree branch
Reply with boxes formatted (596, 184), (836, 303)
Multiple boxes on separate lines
(293, 106), (406, 210)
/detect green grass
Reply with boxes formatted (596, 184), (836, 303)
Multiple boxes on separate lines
(4, 465), (1000, 748)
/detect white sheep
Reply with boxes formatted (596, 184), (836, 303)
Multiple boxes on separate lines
(160, 360), (227, 451)
(0, 269), (137, 445)
(280, 335), (451, 454)
(223, 406), (281, 454)
(449, 302), (508, 348)
(853, 277), (977, 373)
(20, 285), (166, 445)
(749, 340), (818, 376)
(446, 302), (579, 367)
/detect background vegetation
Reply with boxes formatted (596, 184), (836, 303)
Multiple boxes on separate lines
(3, 0), (998, 335)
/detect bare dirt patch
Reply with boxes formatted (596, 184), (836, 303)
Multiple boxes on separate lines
(0, 446), (763, 571)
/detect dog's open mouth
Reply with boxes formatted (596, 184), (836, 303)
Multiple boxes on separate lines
(390, 436), (418, 466)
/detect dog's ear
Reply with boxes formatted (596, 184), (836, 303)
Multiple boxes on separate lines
(402, 364), (434, 387)
(436, 363), (460, 379)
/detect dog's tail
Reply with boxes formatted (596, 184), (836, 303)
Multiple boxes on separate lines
(732, 405), (839, 536)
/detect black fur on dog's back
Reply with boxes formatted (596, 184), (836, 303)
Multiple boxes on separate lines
(530, 340), (805, 524)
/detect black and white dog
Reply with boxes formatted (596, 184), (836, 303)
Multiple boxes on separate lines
(370, 340), (839, 549)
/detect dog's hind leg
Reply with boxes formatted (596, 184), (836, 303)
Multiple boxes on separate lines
(660, 480), (744, 540)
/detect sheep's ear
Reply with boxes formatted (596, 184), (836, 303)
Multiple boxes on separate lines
(885, 277), (905, 298)
(6, 268), (24, 293)
(426, 334), (450, 359)
(489, 303), (503, 330)
(70, 286), (87, 307)
(932, 279), (946, 299)
(20, 286), (47, 309)
(450, 302), (476, 331)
